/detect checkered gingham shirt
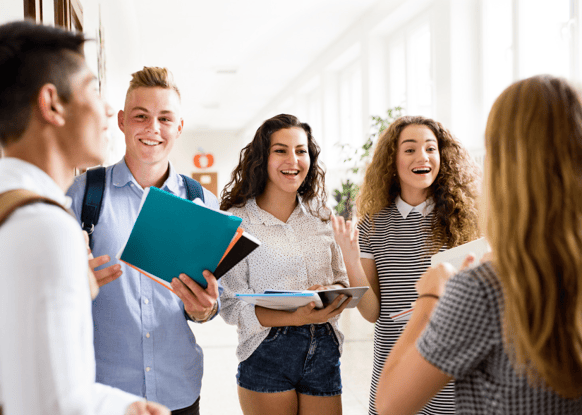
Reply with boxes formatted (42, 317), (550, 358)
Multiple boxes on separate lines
(417, 262), (582, 414)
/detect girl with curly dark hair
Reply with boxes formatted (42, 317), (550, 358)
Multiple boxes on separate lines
(332, 115), (481, 415)
(220, 114), (350, 415)
(220, 114), (328, 217)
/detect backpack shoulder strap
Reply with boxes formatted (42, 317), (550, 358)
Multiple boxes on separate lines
(81, 166), (106, 249)
(0, 189), (67, 227)
(180, 174), (205, 203)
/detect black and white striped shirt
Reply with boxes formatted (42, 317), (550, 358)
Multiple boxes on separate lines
(359, 196), (455, 415)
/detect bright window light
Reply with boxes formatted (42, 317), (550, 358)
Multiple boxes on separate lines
(339, 61), (362, 145)
(482, 0), (514, 111)
(519, 0), (571, 79)
(389, 40), (406, 109)
(407, 24), (432, 117)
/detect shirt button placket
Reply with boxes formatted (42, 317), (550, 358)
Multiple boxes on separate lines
(285, 224), (295, 243)
(142, 274), (156, 400)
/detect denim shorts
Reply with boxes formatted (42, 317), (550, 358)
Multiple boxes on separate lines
(237, 323), (342, 396)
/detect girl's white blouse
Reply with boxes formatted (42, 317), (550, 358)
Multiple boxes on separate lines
(219, 198), (349, 362)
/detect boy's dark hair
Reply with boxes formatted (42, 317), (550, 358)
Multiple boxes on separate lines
(0, 20), (88, 146)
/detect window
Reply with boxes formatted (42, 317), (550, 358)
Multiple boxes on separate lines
(306, 87), (322, 143)
(519, 0), (571, 79)
(387, 23), (433, 117)
(338, 61), (362, 145)
(389, 39), (406, 109)
(483, 0), (579, 108)
(482, 0), (514, 112)
(407, 24), (432, 117)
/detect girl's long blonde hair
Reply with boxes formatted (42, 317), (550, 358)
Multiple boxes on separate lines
(357, 115), (480, 251)
(486, 75), (582, 398)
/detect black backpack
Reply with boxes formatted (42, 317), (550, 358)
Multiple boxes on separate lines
(81, 166), (205, 249)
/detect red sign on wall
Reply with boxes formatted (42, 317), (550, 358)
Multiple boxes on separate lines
(193, 153), (214, 169)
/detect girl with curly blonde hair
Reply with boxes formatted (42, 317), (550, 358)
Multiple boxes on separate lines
(332, 115), (480, 414)
(374, 75), (582, 414)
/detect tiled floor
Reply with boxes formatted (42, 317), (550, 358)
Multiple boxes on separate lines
(192, 308), (375, 414)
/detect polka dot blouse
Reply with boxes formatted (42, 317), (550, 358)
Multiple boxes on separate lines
(219, 198), (349, 362)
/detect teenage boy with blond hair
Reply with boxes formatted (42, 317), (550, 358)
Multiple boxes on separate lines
(0, 21), (168, 415)
(67, 66), (220, 415)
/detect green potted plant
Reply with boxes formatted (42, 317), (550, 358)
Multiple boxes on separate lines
(333, 106), (403, 219)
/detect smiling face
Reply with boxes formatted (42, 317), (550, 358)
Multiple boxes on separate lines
(60, 60), (114, 169)
(263, 127), (311, 199)
(118, 86), (183, 170)
(396, 124), (440, 205)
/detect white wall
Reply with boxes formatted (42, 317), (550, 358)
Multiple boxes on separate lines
(0, 0), (58, 24)
(0, 0), (23, 23)
(169, 130), (248, 198)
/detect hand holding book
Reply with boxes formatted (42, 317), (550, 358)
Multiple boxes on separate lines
(117, 187), (260, 292)
(390, 238), (491, 323)
(171, 270), (219, 322)
(236, 286), (369, 311)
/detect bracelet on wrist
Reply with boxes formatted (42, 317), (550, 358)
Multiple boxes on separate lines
(193, 301), (218, 323)
(416, 293), (440, 301)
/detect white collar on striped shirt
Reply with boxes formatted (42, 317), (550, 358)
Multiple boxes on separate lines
(395, 195), (434, 218)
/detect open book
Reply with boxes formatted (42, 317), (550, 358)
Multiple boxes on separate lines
(236, 286), (369, 311)
(430, 237), (490, 269)
(389, 237), (491, 323)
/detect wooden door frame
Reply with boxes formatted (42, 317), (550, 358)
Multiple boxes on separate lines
(23, 0), (43, 22)
(54, 0), (83, 31)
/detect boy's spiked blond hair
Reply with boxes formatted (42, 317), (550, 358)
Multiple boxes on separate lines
(125, 66), (180, 103)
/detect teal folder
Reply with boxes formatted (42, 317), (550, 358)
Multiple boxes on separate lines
(119, 187), (242, 289)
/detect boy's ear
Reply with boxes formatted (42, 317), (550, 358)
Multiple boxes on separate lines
(118, 110), (125, 132)
(38, 84), (66, 127)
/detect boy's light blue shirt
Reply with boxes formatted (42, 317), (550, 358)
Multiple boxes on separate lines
(67, 158), (221, 410)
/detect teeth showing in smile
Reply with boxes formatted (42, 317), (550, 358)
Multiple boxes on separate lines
(412, 167), (431, 174)
(281, 170), (299, 176)
(140, 139), (161, 146)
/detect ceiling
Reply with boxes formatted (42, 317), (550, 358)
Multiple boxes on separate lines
(126, 0), (386, 133)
